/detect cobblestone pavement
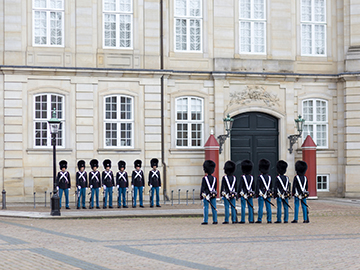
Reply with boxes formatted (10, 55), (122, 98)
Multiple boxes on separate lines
(0, 199), (360, 269)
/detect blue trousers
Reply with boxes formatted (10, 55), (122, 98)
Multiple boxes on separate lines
(203, 198), (217, 223)
(223, 197), (236, 222)
(134, 186), (143, 207)
(150, 187), (160, 206)
(104, 187), (113, 207)
(117, 187), (127, 207)
(276, 197), (289, 222)
(241, 197), (254, 223)
(258, 197), (272, 222)
(90, 188), (100, 208)
(77, 188), (86, 208)
(294, 197), (308, 221)
(59, 188), (69, 208)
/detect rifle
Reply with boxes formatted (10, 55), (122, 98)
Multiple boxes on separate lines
(103, 186), (106, 208)
(202, 193), (218, 212)
(259, 190), (275, 207)
(277, 190), (292, 210)
(88, 188), (92, 208)
(131, 188), (134, 207)
(117, 186), (120, 207)
(222, 192), (238, 223)
(149, 186), (153, 205)
(240, 191), (254, 209)
(295, 191), (311, 209)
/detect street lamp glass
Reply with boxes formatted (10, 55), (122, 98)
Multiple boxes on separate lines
(223, 114), (234, 133)
(48, 109), (61, 135)
(295, 115), (305, 133)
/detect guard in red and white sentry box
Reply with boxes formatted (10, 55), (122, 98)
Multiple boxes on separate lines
(220, 160), (238, 224)
(292, 160), (310, 223)
(274, 160), (291, 223)
(148, 158), (161, 208)
(56, 160), (71, 209)
(76, 160), (88, 209)
(200, 160), (218, 225)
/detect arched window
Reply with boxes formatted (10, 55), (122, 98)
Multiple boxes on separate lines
(175, 97), (204, 147)
(34, 93), (65, 147)
(302, 98), (328, 148)
(104, 95), (134, 148)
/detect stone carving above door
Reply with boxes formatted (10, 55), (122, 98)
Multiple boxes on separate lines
(228, 86), (280, 108)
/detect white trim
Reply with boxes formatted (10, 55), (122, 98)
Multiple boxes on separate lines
(316, 174), (329, 192)
(103, 94), (134, 149)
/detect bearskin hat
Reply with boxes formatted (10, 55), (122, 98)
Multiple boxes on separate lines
(203, 160), (216, 175)
(77, 160), (85, 170)
(103, 159), (111, 169)
(134, 159), (142, 168)
(59, 160), (67, 169)
(118, 160), (126, 170)
(295, 160), (308, 176)
(150, 158), (159, 168)
(276, 160), (288, 175)
(241, 159), (253, 175)
(259, 159), (271, 174)
(90, 159), (98, 169)
(224, 160), (236, 176)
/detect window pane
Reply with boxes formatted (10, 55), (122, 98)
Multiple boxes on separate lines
(105, 123), (117, 146)
(316, 100), (327, 121)
(104, 14), (116, 47)
(240, 21), (251, 53)
(254, 0), (265, 19)
(176, 123), (188, 146)
(120, 96), (132, 119)
(176, 19), (187, 50)
(51, 95), (63, 119)
(177, 98), (188, 120)
(35, 95), (47, 119)
(314, 24), (325, 55)
(240, 0), (251, 19)
(314, 0), (325, 22)
(316, 124), (327, 147)
(105, 96), (117, 119)
(175, 0), (186, 16)
(190, 0), (201, 17)
(50, 12), (63, 45)
(104, 0), (116, 11)
(303, 100), (313, 122)
(303, 124), (313, 141)
(34, 11), (47, 45)
(191, 98), (202, 120)
(35, 121), (47, 146)
(119, 14), (131, 48)
(120, 123), (132, 146)
(191, 123), (202, 146)
(254, 22), (265, 53)
(50, 0), (64, 9)
(34, 0), (46, 8)
(189, 19), (201, 51)
(301, 24), (312, 55)
(119, 0), (132, 12)
(301, 0), (312, 21)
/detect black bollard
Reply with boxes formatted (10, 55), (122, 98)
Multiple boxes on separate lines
(171, 190), (173, 206)
(2, 189), (6, 209)
(45, 191), (47, 207)
(186, 190), (188, 205)
(178, 189), (181, 205)
(34, 192), (36, 208)
(192, 189), (195, 204)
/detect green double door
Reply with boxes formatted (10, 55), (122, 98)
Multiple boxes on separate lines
(231, 112), (279, 182)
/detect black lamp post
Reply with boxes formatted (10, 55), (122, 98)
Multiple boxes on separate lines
(217, 114), (234, 154)
(48, 108), (61, 216)
(288, 115), (306, 154)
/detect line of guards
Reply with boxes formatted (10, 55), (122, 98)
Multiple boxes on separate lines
(200, 159), (310, 225)
(56, 158), (161, 210)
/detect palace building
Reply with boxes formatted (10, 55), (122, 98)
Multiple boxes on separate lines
(1, 0), (360, 202)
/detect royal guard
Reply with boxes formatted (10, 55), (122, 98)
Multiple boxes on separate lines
(200, 160), (218, 225)
(239, 159), (255, 223)
(256, 159), (273, 223)
(274, 160), (291, 223)
(131, 159), (145, 208)
(220, 160), (238, 224)
(76, 160), (88, 209)
(116, 160), (129, 208)
(148, 158), (161, 208)
(292, 160), (310, 223)
(56, 160), (71, 209)
(89, 159), (101, 209)
(102, 159), (115, 209)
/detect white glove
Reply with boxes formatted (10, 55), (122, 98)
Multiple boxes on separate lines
(78, 186), (81, 190)
(201, 193), (206, 198)
(131, 185), (134, 189)
(56, 186), (59, 191)
(117, 185), (119, 188)
(159, 186), (161, 189)
(206, 194), (210, 201)
(103, 185), (106, 190)
(225, 194), (229, 200)
(221, 191), (226, 196)
(244, 194), (248, 200)
(150, 185), (152, 188)
(126, 187), (128, 191)
(90, 185), (93, 188)
(68, 188), (70, 191)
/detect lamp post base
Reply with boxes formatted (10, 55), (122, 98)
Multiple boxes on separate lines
(51, 191), (61, 216)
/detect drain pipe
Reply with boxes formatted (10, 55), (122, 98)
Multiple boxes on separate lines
(160, 0), (169, 201)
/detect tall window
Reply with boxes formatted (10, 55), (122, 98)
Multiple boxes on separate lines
(33, 0), (64, 46)
(302, 99), (328, 148)
(104, 95), (134, 148)
(239, 0), (266, 54)
(175, 0), (202, 52)
(301, 0), (326, 56)
(103, 0), (133, 48)
(34, 94), (64, 147)
(176, 97), (203, 147)
(317, 174), (329, 191)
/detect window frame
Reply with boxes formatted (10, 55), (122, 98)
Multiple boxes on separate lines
(175, 96), (204, 148)
(103, 0), (133, 49)
(302, 98), (329, 149)
(32, 0), (65, 47)
(103, 94), (134, 149)
(33, 93), (65, 148)
(300, 0), (327, 56)
(174, 0), (203, 53)
(239, 0), (267, 55)
(317, 174), (329, 192)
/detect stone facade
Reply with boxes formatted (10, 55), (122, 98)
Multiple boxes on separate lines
(0, 0), (360, 202)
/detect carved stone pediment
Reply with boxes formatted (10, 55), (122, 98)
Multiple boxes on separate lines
(228, 86), (280, 108)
